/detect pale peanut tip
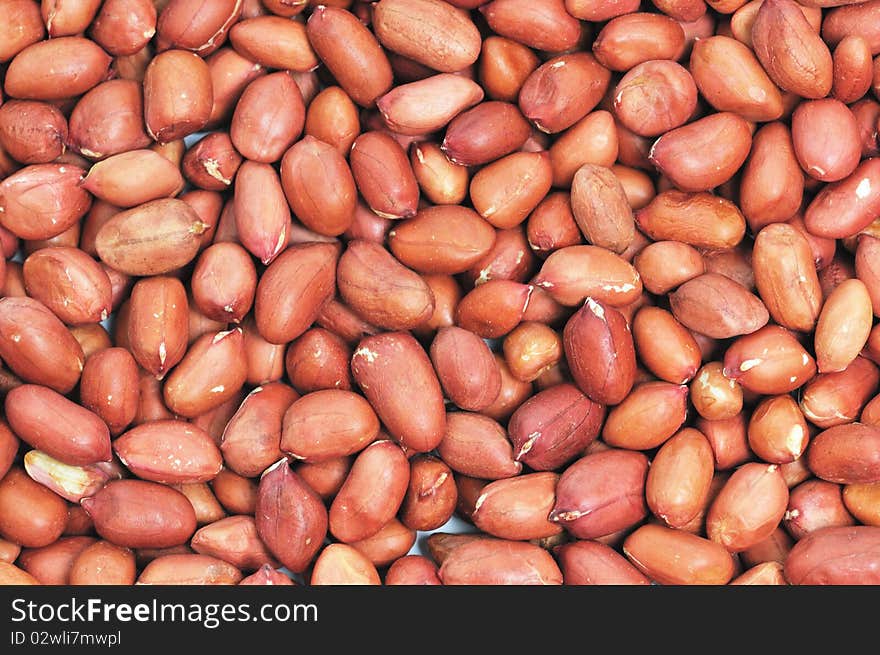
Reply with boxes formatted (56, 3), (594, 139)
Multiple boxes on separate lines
(353, 347), (378, 363)
(262, 458), (289, 479)
(585, 297), (605, 320)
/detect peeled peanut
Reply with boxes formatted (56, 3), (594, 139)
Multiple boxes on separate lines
(593, 12), (685, 71)
(556, 540), (650, 585)
(473, 472), (560, 540)
(306, 6), (392, 107)
(800, 357), (879, 429)
(0, 164), (91, 241)
(649, 112), (752, 193)
(740, 123), (804, 232)
(17, 536), (96, 585)
(550, 449), (648, 540)
(808, 423), (880, 484)
(254, 242), (339, 345)
(5, 37), (111, 100)
(373, 0), (481, 73)
(281, 389), (378, 463)
(329, 440), (410, 543)
(690, 35), (783, 122)
(752, 223), (822, 333)
(143, 49), (212, 143)
(69, 540), (136, 585)
(564, 298), (636, 405)
(723, 325), (816, 395)
(785, 526), (880, 584)
(437, 412), (522, 480)
(441, 101), (531, 166)
(0, 467), (68, 548)
(231, 72), (304, 164)
(6, 384), (111, 466)
(814, 279), (873, 373)
(439, 538), (562, 585)
(310, 544), (381, 585)
(23, 246), (112, 326)
(255, 460), (326, 573)
(400, 456), (458, 532)
(82, 479), (197, 548)
(707, 463), (789, 552)
(479, 0), (581, 53)
(163, 328), (247, 419)
(519, 52), (610, 135)
(388, 206), (496, 275)
(95, 199), (208, 276)
(623, 524), (737, 585)
(636, 191), (746, 250)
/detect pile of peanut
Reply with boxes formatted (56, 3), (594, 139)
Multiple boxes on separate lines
(1, 0), (880, 585)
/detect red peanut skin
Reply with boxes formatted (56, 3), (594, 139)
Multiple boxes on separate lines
(805, 158), (880, 239)
(752, 0), (833, 99)
(563, 298), (636, 405)
(550, 449), (649, 539)
(441, 101), (531, 166)
(429, 326), (501, 412)
(0, 100), (67, 164)
(372, 0), (481, 73)
(114, 420), (222, 484)
(740, 122), (804, 230)
(479, 0), (581, 54)
(613, 60), (698, 138)
(0, 468), (68, 548)
(669, 273), (769, 339)
(231, 72), (305, 164)
(0, 422), (20, 481)
(439, 538), (563, 585)
(785, 526), (880, 584)
(519, 52), (611, 134)
(350, 131), (419, 219)
(238, 565), (295, 586)
(191, 515), (279, 572)
(507, 383), (605, 471)
(162, 328), (248, 419)
(255, 460), (327, 574)
(280, 389), (378, 462)
(351, 332), (446, 453)
(784, 480), (855, 541)
(254, 242), (339, 345)
(306, 6), (393, 108)
(280, 135), (356, 237)
(592, 12), (685, 71)
(4, 37), (111, 100)
(233, 161), (290, 265)
(436, 412), (522, 480)
(329, 441), (410, 543)
(79, 347), (139, 436)
(156, 0), (242, 55)
(648, 112), (752, 193)
(0, 297), (85, 394)
(647, 428), (715, 529)
(6, 385), (111, 466)
(81, 480), (197, 549)
(385, 555), (442, 585)
(792, 99), (861, 183)
(623, 524), (737, 585)
(377, 74), (484, 136)
(706, 463), (790, 552)
(556, 541), (651, 585)
(336, 240), (434, 331)
(807, 423), (880, 484)
(90, 0), (157, 57)
(0, 164), (91, 241)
